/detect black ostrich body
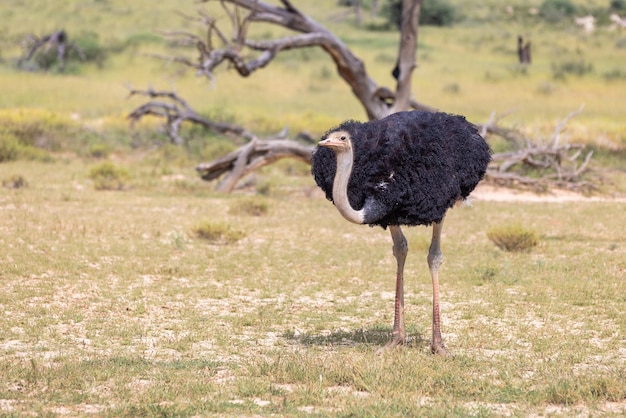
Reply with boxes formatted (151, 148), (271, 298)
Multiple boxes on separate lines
(312, 110), (491, 228)
(311, 110), (491, 354)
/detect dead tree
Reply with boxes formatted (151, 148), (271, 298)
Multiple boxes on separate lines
(517, 35), (531, 64)
(127, 85), (313, 191)
(126, 86), (253, 145)
(483, 106), (594, 192)
(196, 137), (313, 192)
(131, 0), (593, 192)
(128, 87), (594, 192)
(160, 0), (432, 120)
(142, 0), (433, 190)
(18, 30), (85, 71)
(129, 0), (430, 190)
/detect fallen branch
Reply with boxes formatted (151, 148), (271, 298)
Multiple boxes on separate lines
(128, 87), (595, 194)
(196, 138), (313, 192)
(18, 30), (85, 71)
(483, 106), (595, 192)
(126, 85), (253, 144)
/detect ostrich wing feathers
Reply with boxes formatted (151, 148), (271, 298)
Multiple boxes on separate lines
(311, 111), (491, 228)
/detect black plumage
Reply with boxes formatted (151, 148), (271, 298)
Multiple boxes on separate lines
(311, 110), (491, 228)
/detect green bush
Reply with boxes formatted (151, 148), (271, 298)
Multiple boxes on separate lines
(18, 145), (53, 162)
(0, 135), (52, 162)
(603, 68), (626, 81)
(194, 138), (237, 162)
(88, 161), (131, 190)
(192, 221), (245, 244)
(2, 174), (28, 189)
(73, 31), (108, 68)
(551, 59), (594, 79)
(487, 225), (539, 253)
(419, 0), (459, 26)
(381, 0), (460, 29)
(610, 0), (626, 11)
(88, 143), (112, 159)
(0, 109), (75, 151)
(0, 136), (20, 162)
(539, 0), (578, 23)
(229, 198), (269, 217)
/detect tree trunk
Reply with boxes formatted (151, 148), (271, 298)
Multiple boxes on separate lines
(136, 1), (593, 193)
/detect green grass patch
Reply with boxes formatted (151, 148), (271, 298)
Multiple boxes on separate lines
(0, 157), (624, 416)
(1, 173), (28, 189)
(487, 224), (540, 252)
(191, 220), (245, 244)
(0, 1), (625, 413)
(229, 197), (270, 217)
(88, 161), (131, 190)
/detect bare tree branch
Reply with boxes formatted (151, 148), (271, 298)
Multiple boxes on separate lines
(482, 106), (595, 192)
(126, 85), (253, 144)
(127, 85), (595, 193)
(132, 3), (596, 194)
(391, 0), (422, 113)
(18, 30), (85, 71)
(163, 0), (427, 120)
(196, 138), (314, 192)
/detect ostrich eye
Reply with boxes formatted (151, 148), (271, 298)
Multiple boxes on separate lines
(340, 136), (346, 141)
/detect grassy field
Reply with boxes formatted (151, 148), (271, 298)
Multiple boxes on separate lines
(1, 0), (626, 144)
(0, 159), (625, 416)
(1, 0), (626, 416)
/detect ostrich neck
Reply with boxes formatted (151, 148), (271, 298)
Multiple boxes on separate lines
(332, 148), (365, 224)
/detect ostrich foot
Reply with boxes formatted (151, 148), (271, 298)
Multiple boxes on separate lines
(431, 342), (450, 356)
(375, 336), (405, 355)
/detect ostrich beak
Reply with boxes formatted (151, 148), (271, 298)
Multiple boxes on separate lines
(318, 138), (340, 149)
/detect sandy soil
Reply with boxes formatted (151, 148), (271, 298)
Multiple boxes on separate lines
(472, 184), (626, 203)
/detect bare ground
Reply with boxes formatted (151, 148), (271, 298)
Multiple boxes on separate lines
(472, 184), (626, 203)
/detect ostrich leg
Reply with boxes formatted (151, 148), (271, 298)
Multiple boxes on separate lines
(387, 225), (408, 348)
(428, 220), (449, 355)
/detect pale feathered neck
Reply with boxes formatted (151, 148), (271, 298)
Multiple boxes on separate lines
(332, 147), (365, 224)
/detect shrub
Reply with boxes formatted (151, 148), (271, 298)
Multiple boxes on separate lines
(419, 0), (459, 26)
(196, 138), (237, 162)
(551, 59), (594, 79)
(88, 162), (131, 190)
(72, 31), (108, 68)
(89, 143), (112, 159)
(603, 68), (626, 81)
(487, 224), (539, 252)
(381, 0), (460, 29)
(539, 0), (578, 23)
(256, 179), (273, 196)
(19, 146), (53, 162)
(18, 30), (107, 72)
(229, 198), (269, 217)
(0, 109), (76, 151)
(192, 221), (245, 244)
(610, 0), (626, 11)
(2, 174), (28, 189)
(0, 136), (20, 162)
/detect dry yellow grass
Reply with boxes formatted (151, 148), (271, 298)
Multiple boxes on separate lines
(0, 157), (624, 415)
(0, 1), (625, 415)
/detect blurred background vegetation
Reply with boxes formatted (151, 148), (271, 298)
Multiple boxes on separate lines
(0, 0), (625, 185)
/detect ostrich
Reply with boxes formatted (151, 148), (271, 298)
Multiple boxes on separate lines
(311, 110), (491, 354)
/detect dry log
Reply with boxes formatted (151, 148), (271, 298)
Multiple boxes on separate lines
(18, 30), (85, 71)
(196, 138), (314, 192)
(126, 86), (253, 144)
(128, 85), (595, 193)
(482, 106), (595, 192)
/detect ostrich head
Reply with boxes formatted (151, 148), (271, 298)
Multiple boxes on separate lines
(318, 130), (352, 153)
